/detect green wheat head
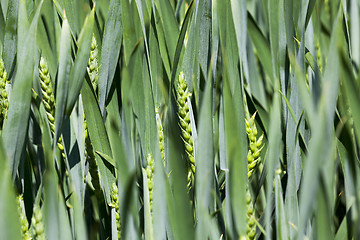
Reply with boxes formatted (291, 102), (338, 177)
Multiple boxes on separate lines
(243, 107), (263, 239)
(39, 57), (66, 158)
(155, 107), (165, 165)
(87, 35), (99, 91)
(110, 183), (121, 240)
(17, 195), (32, 240)
(246, 112), (263, 179)
(39, 57), (55, 133)
(145, 153), (154, 215)
(315, 39), (323, 73)
(84, 118), (102, 202)
(176, 72), (195, 189)
(245, 190), (256, 240)
(0, 58), (9, 128)
(31, 205), (45, 240)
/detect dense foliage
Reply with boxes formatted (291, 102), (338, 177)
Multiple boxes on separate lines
(0, 0), (359, 239)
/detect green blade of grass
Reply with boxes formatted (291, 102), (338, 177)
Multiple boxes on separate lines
(297, 9), (343, 238)
(153, 0), (179, 62)
(98, 0), (122, 114)
(65, 7), (95, 114)
(121, 0), (141, 66)
(69, 190), (88, 240)
(2, 0), (18, 77)
(0, 2), (5, 47)
(43, 161), (72, 240)
(247, 12), (274, 86)
(349, 0), (359, 66)
(54, 17), (71, 146)
(197, 0), (211, 76)
(148, 15), (164, 107)
(195, 68), (215, 239)
(0, 138), (22, 240)
(152, 136), (168, 240)
(268, 0), (279, 81)
(81, 75), (115, 203)
(264, 92), (282, 240)
(2, 0), (42, 178)
(61, 0), (80, 35)
(170, 0), (193, 89)
(230, 0), (248, 80)
(223, 57), (247, 238)
(275, 174), (289, 239)
(37, 0), (58, 77)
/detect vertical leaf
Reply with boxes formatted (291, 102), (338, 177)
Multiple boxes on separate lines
(65, 7), (95, 114)
(2, 0), (18, 76)
(2, 0), (42, 178)
(195, 71), (217, 239)
(98, 0), (122, 114)
(223, 60), (247, 238)
(230, 0), (249, 80)
(0, 139), (21, 240)
(54, 18), (71, 146)
(81, 76), (115, 203)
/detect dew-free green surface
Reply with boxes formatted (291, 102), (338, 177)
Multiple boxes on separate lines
(1, 0), (360, 239)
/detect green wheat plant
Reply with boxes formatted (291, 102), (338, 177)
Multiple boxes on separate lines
(155, 107), (166, 165)
(87, 35), (99, 92)
(109, 183), (121, 240)
(39, 57), (66, 158)
(176, 71), (195, 190)
(0, 58), (9, 128)
(17, 195), (31, 240)
(1, 0), (359, 239)
(31, 205), (45, 240)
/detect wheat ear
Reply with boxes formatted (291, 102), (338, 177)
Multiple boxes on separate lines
(0, 58), (9, 128)
(109, 183), (121, 239)
(176, 72), (195, 190)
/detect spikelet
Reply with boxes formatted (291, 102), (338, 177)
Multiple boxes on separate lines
(145, 153), (154, 215)
(0, 58), (9, 128)
(87, 35), (99, 91)
(315, 39), (323, 74)
(84, 118), (102, 202)
(109, 183), (121, 240)
(155, 107), (165, 165)
(245, 112), (263, 179)
(39, 57), (55, 133)
(17, 195), (32, 240)
(39, 57), (66, 158)
(31, 205), (45, 240)
(245, 190), (256, 240)
(176, 72), (195, 189)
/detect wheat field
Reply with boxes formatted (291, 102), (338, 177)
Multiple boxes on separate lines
(0, 0), (359, 239)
